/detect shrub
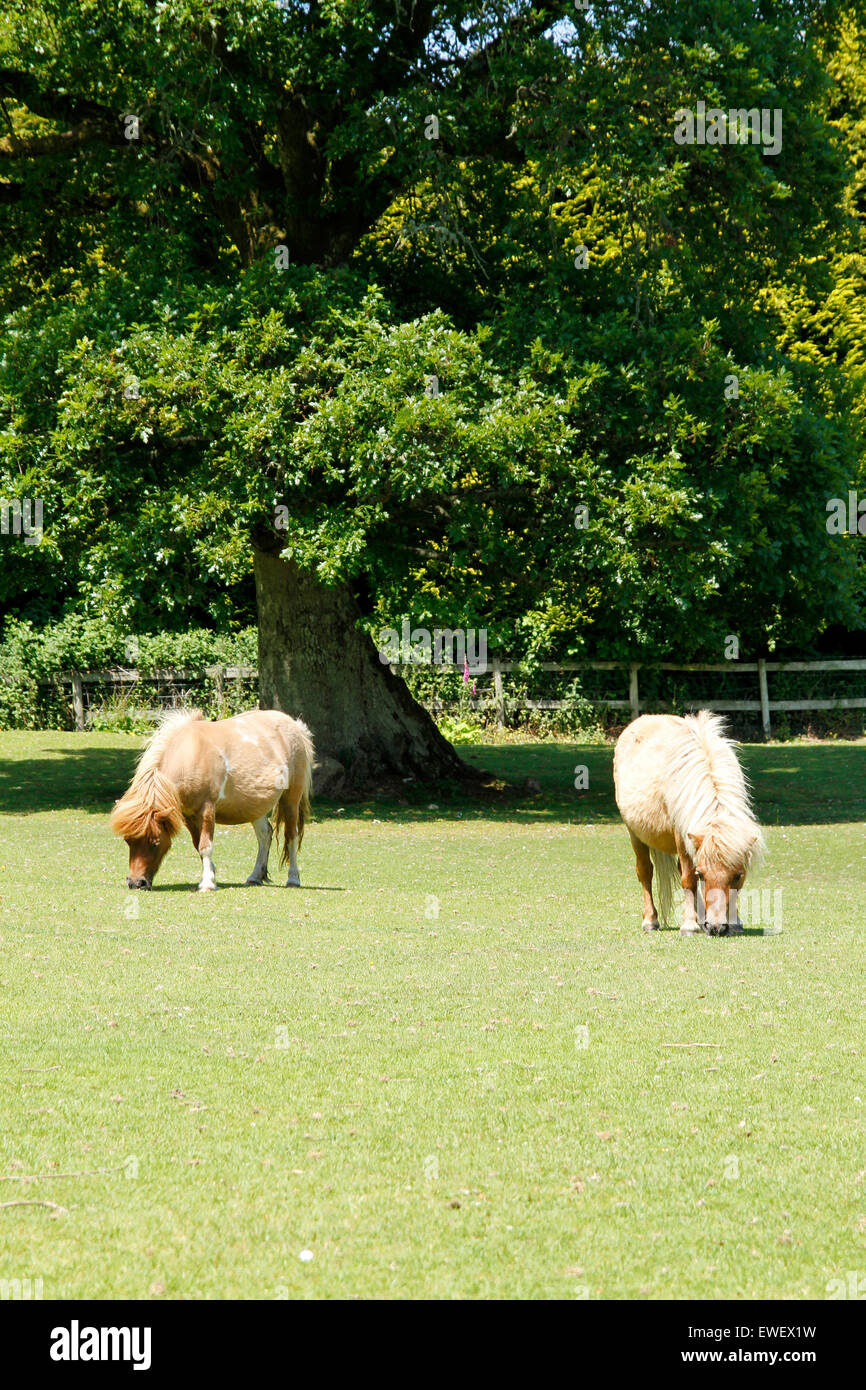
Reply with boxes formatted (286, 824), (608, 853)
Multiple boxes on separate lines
(0, 620), (259, 729)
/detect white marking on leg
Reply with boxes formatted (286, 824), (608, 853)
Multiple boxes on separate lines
(198, 848), (217, 891)
(286, 835), (300, 888)
(246, 816), (273, 885)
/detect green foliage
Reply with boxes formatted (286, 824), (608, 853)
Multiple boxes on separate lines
(132, 628), (257, 674)
(434, 713), (483, 745)
(0, 618), (40, 728)
(1, 2), (865, 659)
(20, 614), (125, 674)
(0, 619), (258, 728)
(0, 616), (256, 677)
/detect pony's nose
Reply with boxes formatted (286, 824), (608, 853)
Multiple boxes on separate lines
(128, 877), (150, 890)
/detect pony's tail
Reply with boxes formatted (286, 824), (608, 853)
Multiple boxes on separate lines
(295, 719), (314, 851)
(273, 798), (289, 865)
(274, 719), (315, 864)
(649, 848), (680, 928)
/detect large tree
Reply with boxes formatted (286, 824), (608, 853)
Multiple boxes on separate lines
(1, 1), (864, 786)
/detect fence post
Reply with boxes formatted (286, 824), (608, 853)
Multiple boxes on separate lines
(492, 656), (506, 728)
(71, 671), (85, 732)
(757, 658), (771, 739)
(629, 662), (640, 721)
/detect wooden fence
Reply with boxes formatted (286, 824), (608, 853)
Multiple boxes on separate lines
(41, 657), (866, 739)
(41, 665), (256, 731)
(481, 657), (866, 737)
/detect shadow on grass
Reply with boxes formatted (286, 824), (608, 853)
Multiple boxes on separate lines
(0, 745), (139, 815)
(653, 926), (769, 937)
(326, 742), (866, 827)
(0, 739), (863, 828)
(146, 883), (345, 892)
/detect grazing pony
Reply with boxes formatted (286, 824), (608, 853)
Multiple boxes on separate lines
(614, 712), (764, 935)
(111, 709), (314, 891)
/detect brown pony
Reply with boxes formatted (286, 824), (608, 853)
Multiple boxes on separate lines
(111, 709), (314, 891)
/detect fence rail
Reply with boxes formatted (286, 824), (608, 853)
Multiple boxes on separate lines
(35, 658), (866, 738)
(36, 666), (256, 731)
(426, 657), (866, 737)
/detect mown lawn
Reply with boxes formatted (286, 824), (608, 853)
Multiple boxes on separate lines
(0, 731), (864, 1300)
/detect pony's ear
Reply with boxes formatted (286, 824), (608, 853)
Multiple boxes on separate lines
(689, 831), (705, 852)
(745, 827), (765, 863)
(146, 809), (180, 842)
(157, 805), (184, 839)
(150, 816), (172, 841)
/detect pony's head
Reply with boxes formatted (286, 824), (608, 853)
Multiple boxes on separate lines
(690, 820), (764, 934)
(111, 770), (183, 889)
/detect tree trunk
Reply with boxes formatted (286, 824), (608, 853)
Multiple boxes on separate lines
(253, 545), (468, 796)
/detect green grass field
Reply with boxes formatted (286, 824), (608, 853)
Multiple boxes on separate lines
(1, 731), (864, 1300)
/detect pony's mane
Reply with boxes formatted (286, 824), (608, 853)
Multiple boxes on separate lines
(665, 712), (765, 871)
(110, 709), (200, 841)
(135, 708), (204, 778)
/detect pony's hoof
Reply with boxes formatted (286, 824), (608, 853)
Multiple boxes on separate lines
(198, 883), (217, 892)
(245, 876), (265, 886)
(286, 876), (301, 888)
(680, 924), (700, 935)
(641, 920), (660, 932)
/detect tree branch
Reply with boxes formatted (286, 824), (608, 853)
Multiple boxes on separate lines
(0, 123), (122, 159)
(0, 66), (117, 127)
(455, 2), (565, 93)
(365, 2), (439, 93)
